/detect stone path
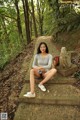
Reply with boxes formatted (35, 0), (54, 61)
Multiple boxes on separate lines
(14, 36), (80, 120)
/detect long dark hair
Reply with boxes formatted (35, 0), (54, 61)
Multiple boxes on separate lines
(37, 42), (49, 54)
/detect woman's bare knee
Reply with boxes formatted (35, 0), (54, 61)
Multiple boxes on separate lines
(30, 69), (34, 73)
(51, 68), (57, 74)
(30, 68), (38, 74)
(32, 68), (40, 77)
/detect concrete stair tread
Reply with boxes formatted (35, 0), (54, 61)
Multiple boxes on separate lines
(25, 73), (77, 84)
(19, 83), (80, 106)
(14, 103), (80, 120)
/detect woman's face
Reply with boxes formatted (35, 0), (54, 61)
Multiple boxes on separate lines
(40, 44), (46, 53)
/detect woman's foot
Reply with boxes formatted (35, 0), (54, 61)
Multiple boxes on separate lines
(23, 92), (36, 98)
(38, 84), (46, 91)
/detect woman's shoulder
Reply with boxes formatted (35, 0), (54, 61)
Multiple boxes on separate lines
(48, 53), (53, 57)
(34, 54), (40, 58)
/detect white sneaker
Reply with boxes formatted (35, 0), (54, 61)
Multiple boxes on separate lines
(38, 84), (46, 91)
(23, 92), (35, 98)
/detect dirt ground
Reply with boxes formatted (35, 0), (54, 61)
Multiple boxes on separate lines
(0, 40), (35, 120)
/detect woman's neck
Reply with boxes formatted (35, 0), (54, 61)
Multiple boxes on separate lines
(40, 53), (48, 55)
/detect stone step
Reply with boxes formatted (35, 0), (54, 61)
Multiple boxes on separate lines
(14, 103), (80, 120)
(19, 83), (80, 106)
(24, 73), (78, 84)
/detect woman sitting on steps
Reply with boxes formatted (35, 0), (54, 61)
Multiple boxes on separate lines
(23, 42), (57, 98)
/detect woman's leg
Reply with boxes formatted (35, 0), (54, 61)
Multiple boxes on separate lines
(30, 69), (35, 93)
(30, 68), (40, 93)
(39, 68), (57, 85)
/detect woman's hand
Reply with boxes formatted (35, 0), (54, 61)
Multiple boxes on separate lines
(38, 66), (43, 69)
(34, 66), (45, 71)
(34, 66), (43, 70)
(33, 66), (46, 77)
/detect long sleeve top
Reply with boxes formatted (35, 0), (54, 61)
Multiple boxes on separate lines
(32, 54), (53, 72)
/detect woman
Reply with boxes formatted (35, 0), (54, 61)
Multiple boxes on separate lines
(23, 42), (57, 98)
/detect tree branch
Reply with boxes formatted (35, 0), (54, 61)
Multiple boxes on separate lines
(0, 14), (17, 21)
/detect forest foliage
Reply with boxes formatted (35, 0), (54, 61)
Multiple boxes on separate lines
(0, 0), (80, 69)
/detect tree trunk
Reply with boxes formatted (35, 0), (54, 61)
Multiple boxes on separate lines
(14, 0), (23, 41)
(55, 0), (60, 19)
(31, 0), (38, 37)
(40, 7), (44, 35)
(52, 0), (60, 41)
(37, 0), (44, 35)
(22, 0), (31, 44)
(29, 14), (33, 37)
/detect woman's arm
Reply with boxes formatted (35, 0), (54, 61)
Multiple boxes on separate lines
(42, 54), (53, 69)
(32, 54), (38, 68)
(32, 54), (46, 70)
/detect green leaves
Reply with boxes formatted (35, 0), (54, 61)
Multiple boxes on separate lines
(0, 0), (23, 69)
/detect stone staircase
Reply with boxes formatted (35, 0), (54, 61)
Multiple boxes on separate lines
(14, 36), (80, 120)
